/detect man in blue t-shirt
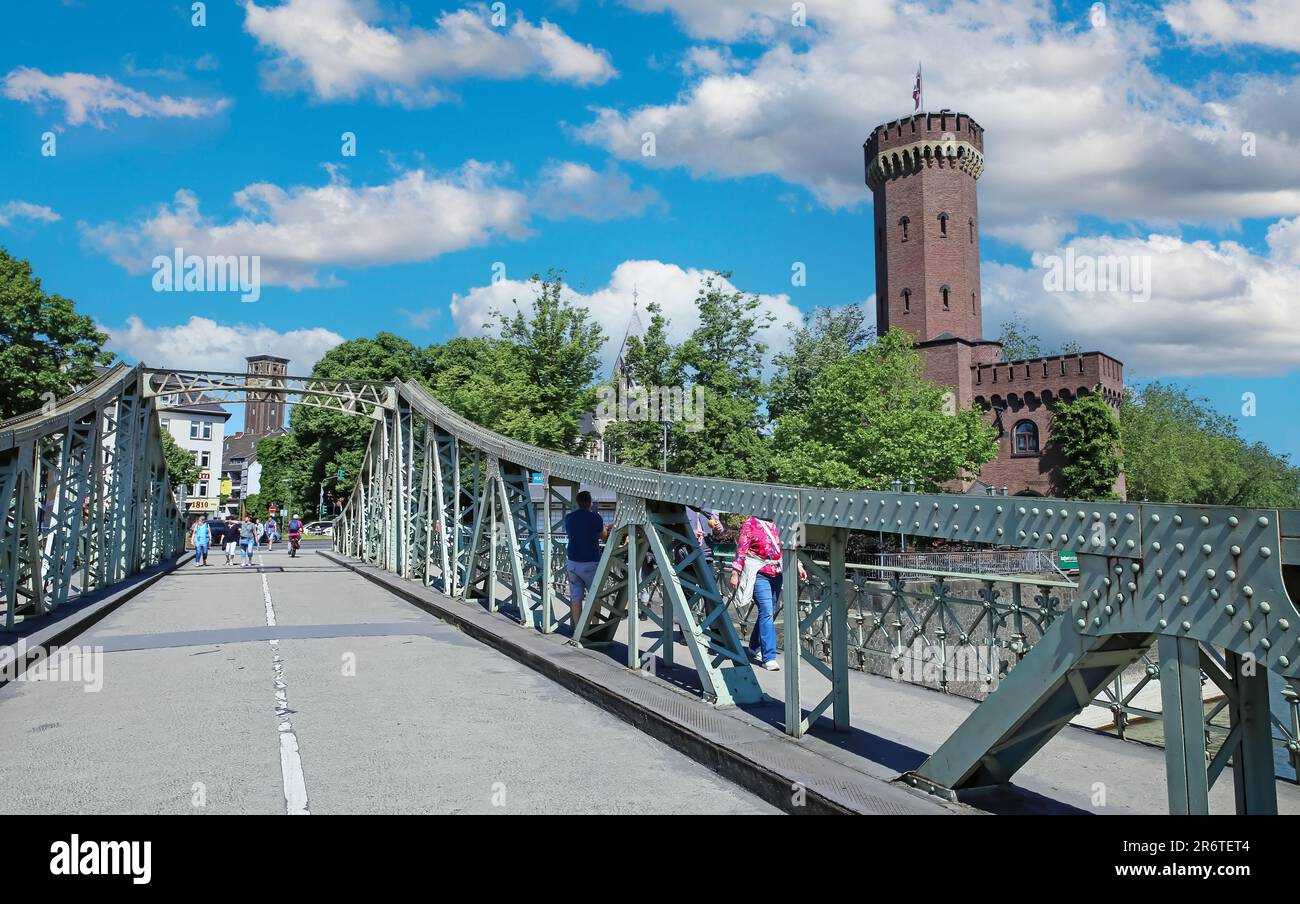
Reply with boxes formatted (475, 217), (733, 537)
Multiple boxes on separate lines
(563, 490), (608, 630)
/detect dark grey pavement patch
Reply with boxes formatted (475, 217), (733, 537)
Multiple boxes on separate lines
(84, 621), (473, 653)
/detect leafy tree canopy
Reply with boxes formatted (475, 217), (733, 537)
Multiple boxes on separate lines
(771, 328), (998, 490)
(1121, 382), (1300, 507)
(160, 430), (201, 489)
(0, 247), (113, 418)
(1050, 392), (1122, 500)
(671, 274), (775, 481)
(768, 304), (873, 422)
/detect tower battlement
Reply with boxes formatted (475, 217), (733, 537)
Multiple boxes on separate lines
(865, 111), (985, 188)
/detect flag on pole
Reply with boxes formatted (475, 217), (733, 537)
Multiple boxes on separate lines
(913, 63), (923, 112)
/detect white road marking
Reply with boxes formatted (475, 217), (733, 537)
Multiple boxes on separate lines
(261, 558), (310, 815)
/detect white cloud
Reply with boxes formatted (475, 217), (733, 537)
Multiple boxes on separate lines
(83, 160), (655, 288)
(581, 1), (1300, 248)
(242, 0), (615, 105)
(449, 259), (803, 371)
(1165, 0), (1300, 52)
(104, 315), (345, 374)
(1, 67), (230, 127)
(981, 217), (1300, 377)
(0, 201), (60, 227)
(535, 161), (663, 221)
(619, 0), (875, 41)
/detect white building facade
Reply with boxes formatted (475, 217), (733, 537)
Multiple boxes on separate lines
(159, 399), (231, 519)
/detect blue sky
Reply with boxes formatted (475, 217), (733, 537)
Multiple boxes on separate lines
(1, 0), (1298, 456)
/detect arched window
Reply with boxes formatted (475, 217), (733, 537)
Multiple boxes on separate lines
(971, 291), (977, 314)
(899, 216), (910, 241)
(941, 285), (950, 310)
(902, 288), (911, 313)
(938, 212), (949, 237)
(969, 218), (975, 243)
(1013, 420), (1039, 456)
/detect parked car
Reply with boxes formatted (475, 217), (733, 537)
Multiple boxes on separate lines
(303, 520), (334, 536)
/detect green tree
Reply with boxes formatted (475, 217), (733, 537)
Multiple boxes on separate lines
(771, 328), (998, 489)
(601, 301), (687, 469)
(1120, 382), (1300, 506)
(1050, 393), (1122, 499)
(484, 271), (605, 453)
(160, 430), (200, 488)
(0, 247), (113, 418)
(254, 432), (317, 520)
(290, 332), (430, 503)
(997, 317), (1042, 361)
(671, 274), (775, 481)
(768, 304), (873, 422)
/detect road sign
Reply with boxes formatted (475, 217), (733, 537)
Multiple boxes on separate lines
(269, 505), (277, 514)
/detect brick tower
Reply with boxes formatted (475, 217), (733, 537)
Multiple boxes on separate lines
(865, 111), (1125, 496)
(865, 110), (985, 343)
(245, 354), (289, 437)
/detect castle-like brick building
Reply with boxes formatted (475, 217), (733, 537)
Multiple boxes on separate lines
(865, 110), (1124, 496)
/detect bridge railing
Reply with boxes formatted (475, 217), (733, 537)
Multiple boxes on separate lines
(0, 364), (186, 629)
(332, 376), (1300, 813)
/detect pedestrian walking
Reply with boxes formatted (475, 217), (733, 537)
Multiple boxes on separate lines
(192, 517), (211, 567)
(223, 517), (239, 565)
(563, 490), (609, 630)
(728, 516), (806, 671)
(239, 514), (257, 567)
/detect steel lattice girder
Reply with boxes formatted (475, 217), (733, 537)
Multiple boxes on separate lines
(0, 364), (185, 628)
(329, 376), (1300, 814)
(141, 368), (395, 420)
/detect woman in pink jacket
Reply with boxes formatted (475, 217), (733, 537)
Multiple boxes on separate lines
(728, 516), (806, 670)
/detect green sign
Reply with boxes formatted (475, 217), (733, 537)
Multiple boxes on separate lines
(1058, 550), (1079, 572)
(337, 468), (345, 480)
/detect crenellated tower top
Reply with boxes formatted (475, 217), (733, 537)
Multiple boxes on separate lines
(865, 111), (985, 189)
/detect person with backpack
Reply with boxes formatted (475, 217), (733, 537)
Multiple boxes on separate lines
(286, 513), (304, 557)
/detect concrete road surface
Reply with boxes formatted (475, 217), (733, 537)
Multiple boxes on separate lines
(0, 544), (776, 815)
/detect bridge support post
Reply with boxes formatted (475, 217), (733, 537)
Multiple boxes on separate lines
(829, 528), (850, 732)
(541, 476), (554, 634)
(626, 524), (639, 669)
(1223, 650), (1279, 815)
(783, 546), (803, 737)
(1158, 635), (1211, 815)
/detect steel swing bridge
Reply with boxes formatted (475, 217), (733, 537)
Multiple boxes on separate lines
(4, 362), (1299, 814)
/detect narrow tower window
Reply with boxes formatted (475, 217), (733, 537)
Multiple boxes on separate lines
(969, 218), (975, 243)
(899, 216), (910, 241)
(938, 212), (949, 237)
(971, 292), (977, 314)
(876, 226), (883, 251)
(941, 285), (950, 310)
(902, 288), (911, 313)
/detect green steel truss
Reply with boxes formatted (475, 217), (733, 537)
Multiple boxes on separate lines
(323, 377), (1300, 814)
(142, 367), (394, 420)
(0, 364), (186, 628)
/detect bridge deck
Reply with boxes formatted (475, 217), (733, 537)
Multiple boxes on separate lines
(0, 543), (776, 815)
(332, 552), (1300, 816)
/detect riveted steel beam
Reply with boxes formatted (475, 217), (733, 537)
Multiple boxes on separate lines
(328, 376), (1300, 813)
